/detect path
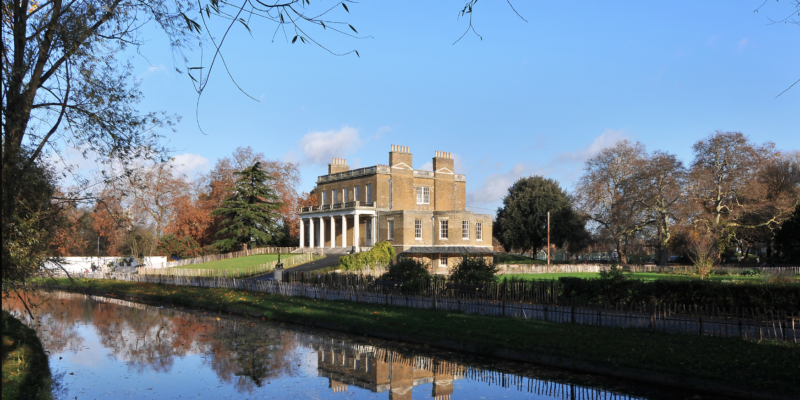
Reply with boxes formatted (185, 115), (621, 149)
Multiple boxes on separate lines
(247, 254), (344, 281)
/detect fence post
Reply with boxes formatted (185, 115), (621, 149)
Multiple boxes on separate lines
(571, 305), (575, 324)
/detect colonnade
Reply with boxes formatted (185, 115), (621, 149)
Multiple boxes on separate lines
(299, 213), (377, 250)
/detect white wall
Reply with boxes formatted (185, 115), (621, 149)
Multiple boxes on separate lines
(45, 256), (168, 273)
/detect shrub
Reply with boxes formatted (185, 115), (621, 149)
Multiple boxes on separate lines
(741, 269), (761, 276)
(449, 256), (499, 284)
(337, 241), (396, 271)
(380, 258), (431, 293)
(556, 277), (800, 310)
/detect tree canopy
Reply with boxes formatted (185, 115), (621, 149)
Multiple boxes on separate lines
(211, 162), (283, 252)
(494, 176), (587, 255)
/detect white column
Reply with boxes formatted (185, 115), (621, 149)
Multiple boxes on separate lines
(353, 213), (360, 252)
(309, 217), (316, 249)
(299, 218), (305, 248)
(319, 217), (325, 249)
(371, 216), (377, 245)
(341, 215), (347, 248)
(330, 216), (336, 248)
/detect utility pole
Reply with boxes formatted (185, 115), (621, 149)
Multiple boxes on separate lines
(547, 211), (550, 273)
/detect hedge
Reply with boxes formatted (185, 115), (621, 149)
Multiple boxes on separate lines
(556, 277), (800, 311)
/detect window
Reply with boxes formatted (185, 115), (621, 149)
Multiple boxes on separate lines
(440, 256), (448, 268)
(388, 220), (395, 240)
(366, 184), (373, 203)
(366, 219), (373, 240)
(415, 219), (422, 239)
(344, 187), (350, 202)
(476, 222), (483, 241)
(355, 185), (360, 202)
(416, 186), (430, 204)
(439, 220), (448, 239)
(332, 189), (337, 204)
(322, 191), (327, 206)
(462, 220), (469, 240)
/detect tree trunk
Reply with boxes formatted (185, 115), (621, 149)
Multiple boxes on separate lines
(615, 238), (628, 265)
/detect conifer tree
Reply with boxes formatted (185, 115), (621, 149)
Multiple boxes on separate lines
(212, 162), (283, 252)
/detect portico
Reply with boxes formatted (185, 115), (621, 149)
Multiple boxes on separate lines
(299, 202), (378, 251)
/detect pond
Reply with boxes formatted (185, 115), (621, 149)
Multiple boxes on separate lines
(4, 291), (735, 399)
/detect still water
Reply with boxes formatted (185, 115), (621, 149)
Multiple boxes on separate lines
(5, 292), (733, 400)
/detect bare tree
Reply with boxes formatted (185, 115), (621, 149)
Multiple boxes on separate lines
(689, 131), (790, 246)
(575, 140), (650, 264)
(632, 151), (688, 267)
(686, 231), (719, 280)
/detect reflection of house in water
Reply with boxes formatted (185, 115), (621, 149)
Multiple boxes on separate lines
(316, 342), (462, 399)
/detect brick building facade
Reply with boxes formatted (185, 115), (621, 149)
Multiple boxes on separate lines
(298, 145), (494, 273)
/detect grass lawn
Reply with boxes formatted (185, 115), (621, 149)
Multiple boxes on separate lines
(42, 278), (800, 395)
(501, 272), (774, 282)
(2, 310), (52, 400)
(174, 254), (294, 270)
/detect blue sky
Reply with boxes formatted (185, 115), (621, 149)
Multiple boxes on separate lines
(79, 1), (800, 214)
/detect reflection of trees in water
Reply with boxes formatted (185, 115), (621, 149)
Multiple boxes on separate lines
(3, 292), (298, 394)
(4, 292), (85, 354)
(206, 327), (299, 393)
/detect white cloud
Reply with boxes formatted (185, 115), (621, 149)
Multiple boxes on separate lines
(418, 161), (433, 171)
(299, 126), (362, 165)
(552, 129), (628, 165)
(465, 129), (630, 208)
(467, 162), (540, 206)
(140, 64), (167, 78)
(737, 38), (749, 50)
(171, 153), (210, 178)
(375, 126), (393, 139)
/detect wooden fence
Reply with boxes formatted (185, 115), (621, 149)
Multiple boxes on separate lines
(139, 252), (315, 278)
(165, 247), (308, 268)
(83, 273), (796, 342)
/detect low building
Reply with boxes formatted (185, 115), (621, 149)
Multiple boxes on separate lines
(298, 145), (494, 273)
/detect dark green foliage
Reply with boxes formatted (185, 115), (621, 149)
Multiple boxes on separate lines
(557, 277), (800, 311)
(212, 162), (283, 252)
(775, 204), (800, 262)
(380, 258), (432, 292)
(157, 234), (202, 259)
(338, 241), (396, 271)
(2, 149), (61, 292)
(494, 176), (588, 254)
(449, 256), (499, 284)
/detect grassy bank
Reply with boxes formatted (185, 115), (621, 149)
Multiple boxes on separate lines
(174, 253), (298, 271)
(2, 310), (52, 400)
(41, 278), (800, 396)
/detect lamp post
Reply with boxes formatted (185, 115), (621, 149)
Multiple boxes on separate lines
(547, 211), (550, 273)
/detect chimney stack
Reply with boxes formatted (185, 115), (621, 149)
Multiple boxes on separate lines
(389, 144), (413, 169)
(328, 158), (349, 174)
(432, 150), (454, 173)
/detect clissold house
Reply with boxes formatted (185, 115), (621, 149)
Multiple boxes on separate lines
(298, 145), (494, 273)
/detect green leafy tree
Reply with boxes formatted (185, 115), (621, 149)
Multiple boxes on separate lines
(157, 234), (202, 259)
(495, 176), (588, 255)
(380, 258), (431, 293)
(775, 204), (800, 262)
(212, 162), (283, 252)
(449, 256), (498, 284)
